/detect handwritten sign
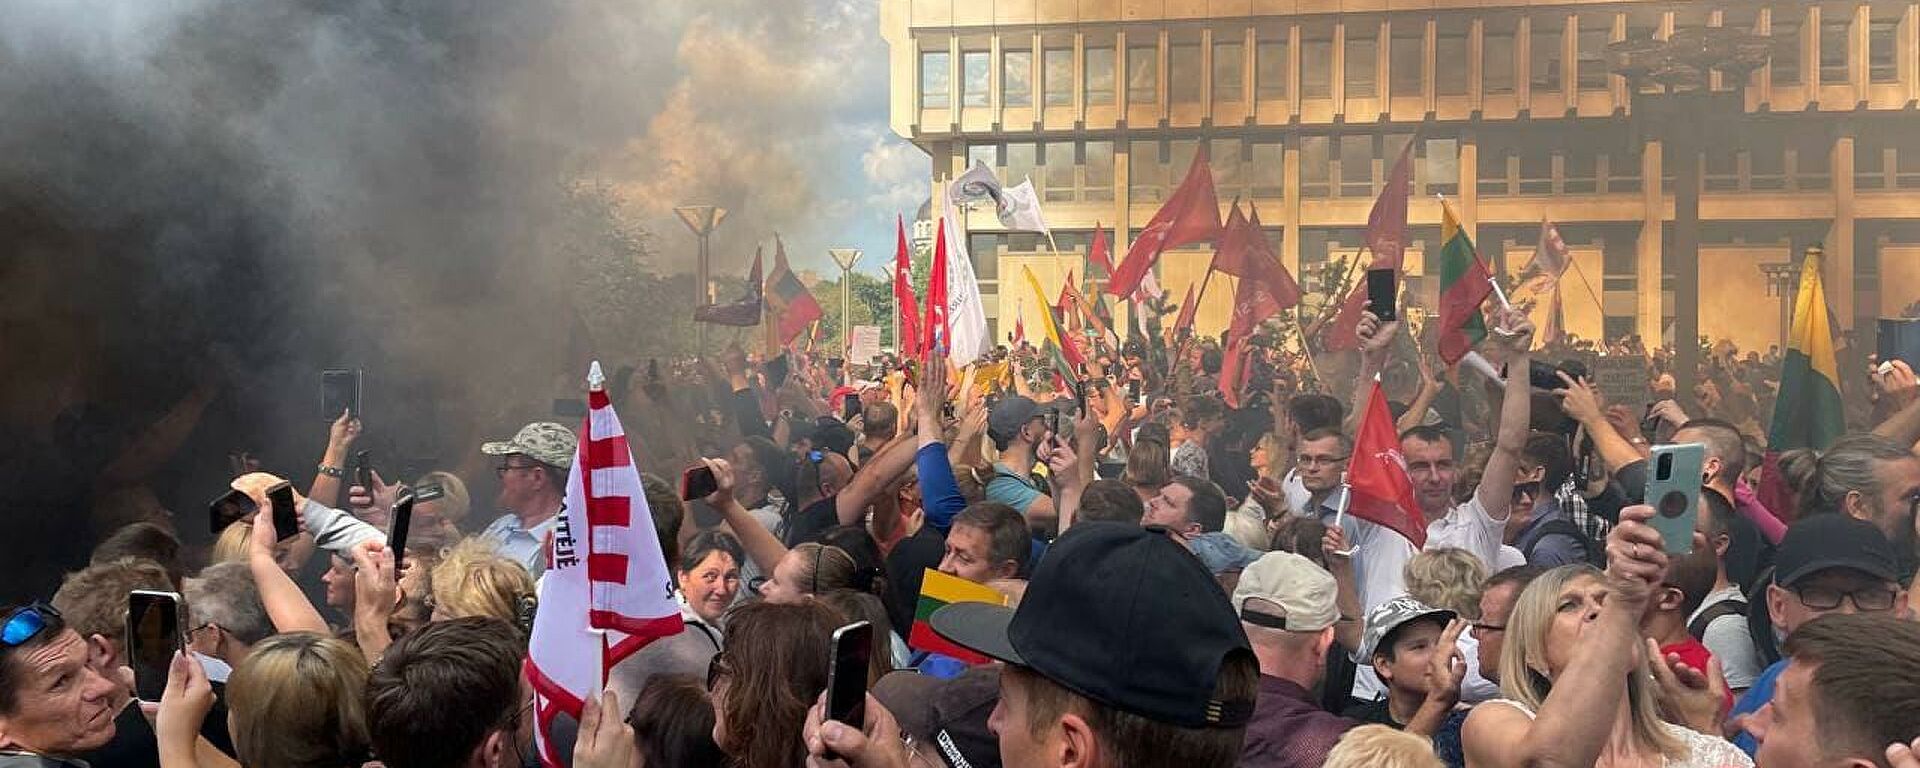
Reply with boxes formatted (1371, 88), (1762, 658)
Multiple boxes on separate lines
(1590, 356), (1651, 408)
(849, 325), (881, 364)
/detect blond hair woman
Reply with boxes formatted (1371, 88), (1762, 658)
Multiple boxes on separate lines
(1460, 506), (1750, 768)
(226, 632), (371, 768)
(428, 538), (535, 626)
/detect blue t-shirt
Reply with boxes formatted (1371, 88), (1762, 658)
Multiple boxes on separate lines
(984, 463), (1044, 514)
(1727, 658), (1786, 756)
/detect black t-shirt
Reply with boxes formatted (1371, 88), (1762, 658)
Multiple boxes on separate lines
(81, 681), (235, 768)
(1340, 697), (1403, 729)
(886, 526), (947, 625)
(782, 497), (840, 548)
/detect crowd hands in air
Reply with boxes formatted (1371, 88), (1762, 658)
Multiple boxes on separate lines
(6, 296), (1920, 768)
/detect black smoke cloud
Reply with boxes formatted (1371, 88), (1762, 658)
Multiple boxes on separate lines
(0, 0), (885, 597)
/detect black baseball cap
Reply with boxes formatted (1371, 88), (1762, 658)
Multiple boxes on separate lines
(929, 522), (1254, 728)
(873, 667), (1000, 768)
(1773, 514), (1901, 587)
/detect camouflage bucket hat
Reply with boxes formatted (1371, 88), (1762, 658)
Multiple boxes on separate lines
(481, 422), (578, 468)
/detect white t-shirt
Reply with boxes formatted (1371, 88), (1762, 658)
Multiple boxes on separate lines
(1352, 626), (1501, 704)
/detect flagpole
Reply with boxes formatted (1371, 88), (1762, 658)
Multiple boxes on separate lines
(1565, 257), (1608, 316)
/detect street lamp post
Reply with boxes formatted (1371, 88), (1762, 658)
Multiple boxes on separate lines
(1607, 27), (1770, 411)
(1760, 260), (1801, 350)
(675, 205), (728, 352)
(828, 248), (864, 376)
(881, 263), (899, 355)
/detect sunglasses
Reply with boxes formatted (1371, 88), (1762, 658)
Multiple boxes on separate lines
(2, 603), (60, 648)
(1511, 481), (1544, 502)
(706, 651), (729, 691)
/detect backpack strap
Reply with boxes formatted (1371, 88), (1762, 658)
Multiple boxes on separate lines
(1688, 598), (1750, 642)
(1522, 519), (1602, 566)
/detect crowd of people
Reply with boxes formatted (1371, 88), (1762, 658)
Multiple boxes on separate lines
(5, 294), (1920, 768)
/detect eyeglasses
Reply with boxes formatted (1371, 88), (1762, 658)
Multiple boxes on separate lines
(1793, 584), (1899, 612)
(746, 576), (768, 595)
(495, 463), (539, 478)
(185, 622), (218, 642)
(1470, 622), (1506, 639)
(1, 603), (59, 647)
(705, 651), (730, 691)
(1297, 454), (1349, 468)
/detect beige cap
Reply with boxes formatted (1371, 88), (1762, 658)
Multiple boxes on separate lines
(1230, 551), (1339, 632)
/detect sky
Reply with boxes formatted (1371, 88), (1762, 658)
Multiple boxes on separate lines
(599, 0), (927, 279)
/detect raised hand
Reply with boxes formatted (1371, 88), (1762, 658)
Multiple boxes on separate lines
(1603, 504), (1670, 608)
(572, 689), (635, 768)
(1648, 637), (1728, 735)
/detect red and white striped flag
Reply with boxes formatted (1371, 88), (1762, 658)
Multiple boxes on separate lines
(525, 362), (685, 767)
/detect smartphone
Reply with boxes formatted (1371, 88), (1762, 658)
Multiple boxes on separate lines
(352, 450), (373, 490)
(1366, 268), (1397, 321)
(389, 492), (415, 563)
(321, 368), (363, 420)
(127, 590), (183, 704)
(681, 464), (719, 501)
(825, 621), (874, 730)
(842, 392), (861, 421)
(208, 488), (254, 535)
(1645, 443), (1705, 555)
(414, 483), (446, 503)
(267, 481), (299, 541)
(1528, 360), (1566, 391)
(1880, 318), (1920, 369)
(1639, 404), (1662, 444)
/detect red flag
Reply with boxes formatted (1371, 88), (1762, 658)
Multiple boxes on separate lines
(1088, 223), (1114, 278)
(1208, 201), (1256, 278)
(1172, 283), (1199, 336)
(1055, 269), (1076, 313)
(1347, 379), (1427, 548)
(1106, 147), (1223, 297)
(1219, 336), (1254, 407)
(766, 237), (823, 348)
(1366, 140), (1415, 271)
(1323, 286), (1368, 353)
(893, 216), (921, 354)
(1011, 313), (1025, 346)
(924, 218), (951, 356)
(1245, 205), (1301, 310)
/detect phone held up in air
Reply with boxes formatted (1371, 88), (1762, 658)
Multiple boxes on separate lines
(268, 481), (300, 541)
(389, 492), (415, 566)
(1644, 442), (1705, 555)
(842, 392), (862, 422)
(824, 621), (874, 738)
(127, 590), (184, 704)
(1365, 268), (1397, 322)
(681, 463), (719, 502)
(208, 488), (253, 535)
(321, 368), (363, 420)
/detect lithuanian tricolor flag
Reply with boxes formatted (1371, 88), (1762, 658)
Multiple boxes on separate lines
(1760, 251), (1844, 517)
(1435, 198), (1493, 365)
(1024, 266), (1084, 379)
(907, 569), (1009, 665)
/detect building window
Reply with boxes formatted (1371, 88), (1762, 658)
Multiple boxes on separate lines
(1602, 134), (1641, 193)
(1256, 37), (1289, 100)
(962, 50), (991, 107)
(1576, 12), (1613, 90)
(1043, 48), (1073, 106)
(1531, 15), (1565, 95)
(1705, 144), (1740, 191)
(1043, 141), (1075, 201)
(1565, 144), (1598, 193)
(1478, 143), (1510, 196)
(1718, 8), (1761, 91)
(1426, 138), (1458, 196)
(1791, 133), (1831, 190)
(1853, 134), (1887, 190)
(1870, 11), (1899, 84)
(1129, 140), (1166, 202)
(1085, 46), (1115, 105)
(1300, 135), (1331, 197)
(1084, 141), (1115, 201)
(1346, 22), (1378, 98)
(1771, 12), (1802, 85)
(1128, 45), (1159, 104)
(1003, 50), (1032, 107)
(1338, 134), (1374, 197)
(1749, 133), (1787, 190)
(1169, 43), (1202, 103)
(1302, 22), (1333, 98)
(967, 143), (998, 170)
(1390, 20), (1424, 97)
(1484, 18), (1517, 94)
(1214, 41), (1244, 101)
(1895, 132), (1920, 189)
(1519, 148), (1552, 194)
(1006, 143), (1038, 188)
(1436, 18), (1469, 96)
(1170, 139), (1199, 181)
(921, 50), (951, 108)
(1251, 141), (1284, 198)
(1212, 138), (1244, 194)
(1819, 14), (1849, 84)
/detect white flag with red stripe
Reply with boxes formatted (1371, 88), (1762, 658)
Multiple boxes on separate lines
(525, 362), (684, 767)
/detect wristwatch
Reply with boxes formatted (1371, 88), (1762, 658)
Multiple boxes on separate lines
(317, 464), (345, 478)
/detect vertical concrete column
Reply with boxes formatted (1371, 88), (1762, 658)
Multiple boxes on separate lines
(1828, 134), (1856, 327)
(1638, 138), (1665, 345)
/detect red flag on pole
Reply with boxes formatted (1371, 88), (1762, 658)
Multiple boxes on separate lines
(924, 218), (951, 356)
(1219, 336), (1254, 407)
(1088, 223), (1115, 277)
(1106, 147), (1223, 298)
(1172, 283), (1199, 336)
(1208, 201), (1255, 278)
(1346, 379), (1427, 548)
(1245, 204), (1301, 310)
(1365, 139), (1416, 271)
(893, 216), (921, 355)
